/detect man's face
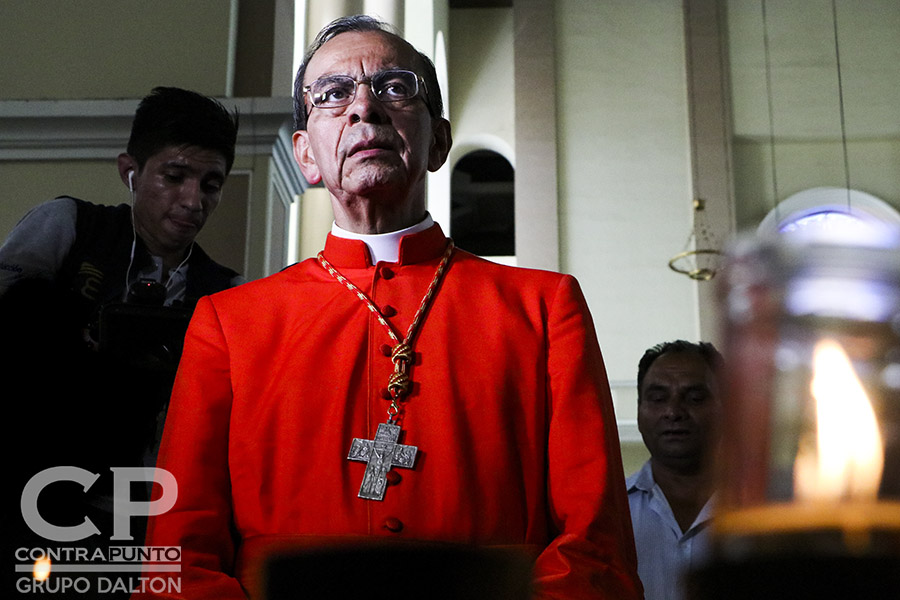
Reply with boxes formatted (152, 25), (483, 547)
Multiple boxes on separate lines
(638, 351), (722, 471)
(292, 31), (448, 203)
(129, 145), (227, 257)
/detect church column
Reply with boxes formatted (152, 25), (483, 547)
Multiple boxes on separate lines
(306, 0), (363, 39)
(513, 0), (559, 272)
(364, 0), (403, 30)
(683, 0), (737, 345)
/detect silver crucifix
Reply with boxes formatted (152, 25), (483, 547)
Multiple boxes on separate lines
(347, 422), (418, 501)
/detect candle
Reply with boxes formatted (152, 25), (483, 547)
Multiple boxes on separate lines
(795, 339), (883, 501)
(686, 233), (900, 599)
(33, 556), (51, 582)
(712, 339), (900, 552)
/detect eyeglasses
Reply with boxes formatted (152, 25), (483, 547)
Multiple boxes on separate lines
(304, 69), (428, 112)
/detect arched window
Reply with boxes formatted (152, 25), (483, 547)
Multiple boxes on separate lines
(758, 187), (900, 247)
(450, 150), (515, 257)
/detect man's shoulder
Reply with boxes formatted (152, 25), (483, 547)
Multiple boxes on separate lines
(451, 248), (574, 287)
(62, 196), (132, 237)
(207, 258), (319, 301)
(449, 250), (591, 319)
(12, 196), (88, 226)
(625, 460), (654, 493)
(60, 196), (129, 215)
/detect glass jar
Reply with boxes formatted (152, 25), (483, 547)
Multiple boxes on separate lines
(689, 233), (900, 598)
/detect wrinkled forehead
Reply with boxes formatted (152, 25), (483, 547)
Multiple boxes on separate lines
(304, 30), (424, 84)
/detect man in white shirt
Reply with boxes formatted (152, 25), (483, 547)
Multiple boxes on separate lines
(626, 340), (724, 600)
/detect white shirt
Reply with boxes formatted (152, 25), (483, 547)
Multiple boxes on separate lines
(330, 213), (435, 264)
(626, 460), (714, 600)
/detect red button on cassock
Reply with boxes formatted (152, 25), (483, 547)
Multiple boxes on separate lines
(383, 517), (403, 533)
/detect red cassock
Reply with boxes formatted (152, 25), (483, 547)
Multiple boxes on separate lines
(136, 224), (642, 599)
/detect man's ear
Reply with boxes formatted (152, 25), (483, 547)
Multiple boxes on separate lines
(117, 153), (137, 189)
(293, 130), (322, 185)
(428, 118), (452, 172)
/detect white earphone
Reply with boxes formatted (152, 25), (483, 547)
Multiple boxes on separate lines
(128, 170), (135, 192)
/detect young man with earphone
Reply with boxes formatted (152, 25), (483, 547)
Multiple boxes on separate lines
(0, 87), (243, 596)
(0, 87), (243, 313)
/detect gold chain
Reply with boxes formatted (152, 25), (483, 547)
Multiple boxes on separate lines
(317, 240), (455, 423)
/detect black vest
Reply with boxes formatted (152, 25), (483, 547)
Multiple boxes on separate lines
(57, 196), (240, 326)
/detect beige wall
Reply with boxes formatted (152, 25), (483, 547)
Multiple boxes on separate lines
(556, 1), (700, 445)
(728, 0), (900, 228)
(0, 0), (234, 100)
(0, 161), (122, 238)
(447, 8), (515, 168)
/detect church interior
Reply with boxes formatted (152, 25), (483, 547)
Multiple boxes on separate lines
(3, 1), (900, 593)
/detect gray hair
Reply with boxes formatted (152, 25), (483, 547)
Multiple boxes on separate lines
(292, 14), (444, 131)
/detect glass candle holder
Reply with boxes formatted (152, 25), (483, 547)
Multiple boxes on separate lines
(690, 233), (900, 598)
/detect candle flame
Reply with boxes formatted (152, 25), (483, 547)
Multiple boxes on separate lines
(794, 339), (884, 500)
(33, 557), (51, 582)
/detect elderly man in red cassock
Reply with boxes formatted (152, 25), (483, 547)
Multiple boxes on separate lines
(135, 14), (642, 600)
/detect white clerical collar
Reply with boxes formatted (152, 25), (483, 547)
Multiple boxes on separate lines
(331, 214), (434, 264)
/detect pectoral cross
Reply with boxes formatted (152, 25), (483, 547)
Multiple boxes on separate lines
(348, 422), (418, 501)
